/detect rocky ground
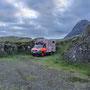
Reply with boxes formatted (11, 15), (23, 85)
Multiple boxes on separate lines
(0, 56), (89, 90)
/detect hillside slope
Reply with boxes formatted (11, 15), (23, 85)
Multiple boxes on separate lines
(62, 24), (90, 62)
(65, 20), (90, 38)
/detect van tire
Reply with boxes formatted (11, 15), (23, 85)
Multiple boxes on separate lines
(50, 51), (53, 55)
(32, 54), (35, 56)
(41, 52), (44, 57)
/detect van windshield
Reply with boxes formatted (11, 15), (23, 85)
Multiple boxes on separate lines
(34, 44), (43, 48)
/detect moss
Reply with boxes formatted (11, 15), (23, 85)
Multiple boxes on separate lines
(68, 76), (89, 83)
(55, 36), (80, 54)
(24, 74), (36, 82)
(86, 72), (90, 77)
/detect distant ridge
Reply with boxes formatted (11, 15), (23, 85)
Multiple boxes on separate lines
(0, 36), (32, 43)
(65, 20), (90, 38)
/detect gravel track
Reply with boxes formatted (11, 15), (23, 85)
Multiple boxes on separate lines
(0, 57), (89, 90)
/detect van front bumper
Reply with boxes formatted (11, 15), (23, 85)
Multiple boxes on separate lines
(31, 51), (42, 55)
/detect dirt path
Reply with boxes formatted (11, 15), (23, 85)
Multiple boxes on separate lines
(0, 57), (89, 90)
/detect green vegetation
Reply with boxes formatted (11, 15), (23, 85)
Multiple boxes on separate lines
(68, 76), (89, 83)
(0, 52), (32, 60)
(31, 36), (90, 76)
(31, 54), (90, 76)
(24, 74), (36, 82)
(0, 36), (32, 43)
(0, 36), (90, 77)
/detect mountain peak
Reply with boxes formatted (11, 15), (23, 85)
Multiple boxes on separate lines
(80, 20), (89, 22)
(62, 23), (90, 62)
(65, 20), (90, 38)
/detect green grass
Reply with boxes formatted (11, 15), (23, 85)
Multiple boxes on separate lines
(31, 37), (90, 77)
(68, 76), (89, 83)
(31, 54), (90, 76)
(0, 51), (90, 77)
(0, 36), (32, 43)
(0, 51), (32, 60)
(0, 36), (90, 77)
(24, 74), (36, 82)
(56, 36), (76, 53)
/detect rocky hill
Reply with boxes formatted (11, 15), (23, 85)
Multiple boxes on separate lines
(0, 36), (34, 56)
(0, 36), (46, 56)
(65, 20), (90, 38)
(62, 24), (90, 62)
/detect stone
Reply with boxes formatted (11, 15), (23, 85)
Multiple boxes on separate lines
(83, 24), (90, 37)
(0, 40), (34, 56)
(15, 41), (34, 52)
(62, 24), (90, 62)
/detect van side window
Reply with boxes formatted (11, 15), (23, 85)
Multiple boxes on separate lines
(43, 44), (46, 48)
(52, 41), (55, 43)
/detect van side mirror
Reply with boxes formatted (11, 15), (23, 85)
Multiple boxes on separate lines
(43, 44), (46, 48)
(52, 41), (55, 43)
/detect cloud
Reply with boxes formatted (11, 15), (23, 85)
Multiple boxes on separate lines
(0, 0), (90, 38)
(0, 0), (19, 23)
(18, 0), (71, 16)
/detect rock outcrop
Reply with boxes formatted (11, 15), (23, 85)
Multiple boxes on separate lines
(0, 40), (34, 56)
(65, 20), (90, 38)
(15, 41), (34, 53)
(0, 41), (18, 55)
(62, 24), (90, 62)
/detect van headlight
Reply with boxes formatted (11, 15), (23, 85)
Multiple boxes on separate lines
(37, 50), (40, 52)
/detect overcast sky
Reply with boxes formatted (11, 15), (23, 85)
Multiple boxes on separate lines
(0, 0), (90, 39)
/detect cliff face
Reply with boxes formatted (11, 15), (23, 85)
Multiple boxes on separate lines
(65, 20), (90, 38)
(62, 24), (90, 62)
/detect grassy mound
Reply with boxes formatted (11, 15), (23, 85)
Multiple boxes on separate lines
(0, 36), (32, 43)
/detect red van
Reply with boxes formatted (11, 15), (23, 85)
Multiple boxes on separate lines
(31, 39), (56, 56)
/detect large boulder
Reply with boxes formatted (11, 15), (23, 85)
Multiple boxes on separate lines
(62, 24), (90, 62)
(0, 41), (18, 55)
(0, 36), (35, 56)
(83, 24), (90, 37)
(4, 41), (18, 54)
(15, 41), (34, 53)
(0, 42), (5, 55)
(0, 40), (34, 55)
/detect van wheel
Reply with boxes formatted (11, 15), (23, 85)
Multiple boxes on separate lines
(32, 54), (35, 56)
(50, 51), (53, 55)
(41, 52), (44, 57)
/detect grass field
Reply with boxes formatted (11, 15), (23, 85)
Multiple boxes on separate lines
(0, 53), (89, 90)
(0, 36), (32, 43)
(0, 36), (89, 77)
(30, 53), (90, 77)
(1, 52), (90, 77)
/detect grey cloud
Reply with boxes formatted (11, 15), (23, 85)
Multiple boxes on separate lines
(21, 0), (90, 36)
(0, 0), (90, 38)
(18, 0), (56, 16)
(0, 0), (19, 23)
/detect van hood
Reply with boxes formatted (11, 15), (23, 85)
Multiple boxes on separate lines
(31, 48), (41, 51)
